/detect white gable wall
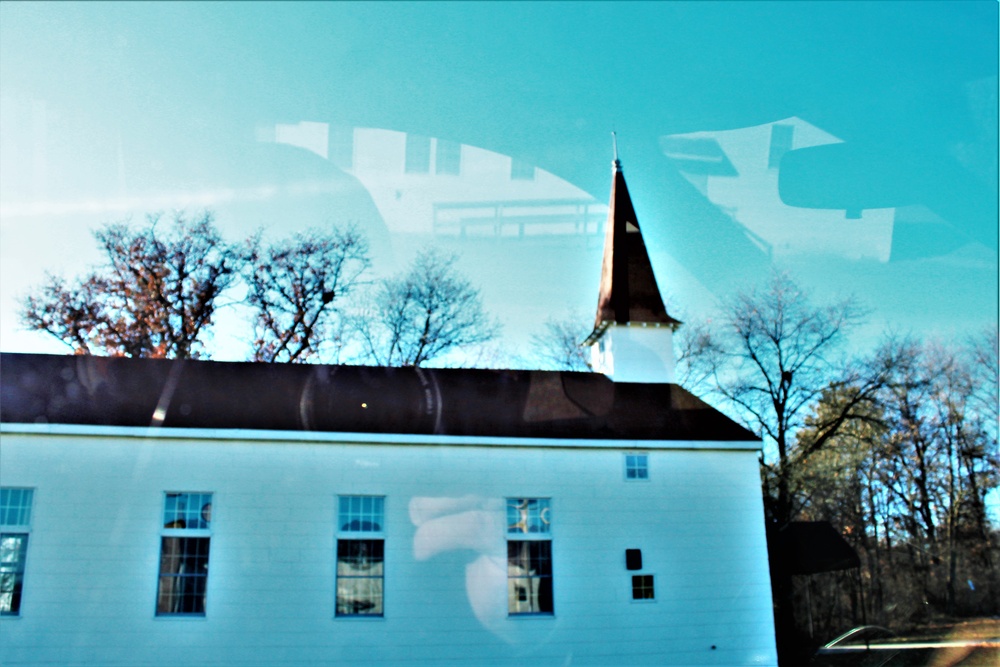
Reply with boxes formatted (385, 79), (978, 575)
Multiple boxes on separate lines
(0, 429), (777, 666)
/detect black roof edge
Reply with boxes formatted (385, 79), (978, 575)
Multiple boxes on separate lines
(0, 352), (759, 443)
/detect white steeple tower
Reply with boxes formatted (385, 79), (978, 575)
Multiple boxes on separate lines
(584, 141), (681, 383)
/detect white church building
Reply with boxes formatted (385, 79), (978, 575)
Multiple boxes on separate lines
(0, 158), (778, 666)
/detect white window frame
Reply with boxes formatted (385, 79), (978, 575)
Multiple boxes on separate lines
(624, 452), (650, 481)
(335, 495), (385, 618)
(506, 497), (554, 617)
(0, 487), (33, 617)
(156, 491), (213, 617)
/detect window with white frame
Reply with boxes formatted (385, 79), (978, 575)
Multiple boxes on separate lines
(0, 488), (33, 616)
(336, 495), (385, 616)
(624, 452), (649, 480)
(506, 497), (553, 615)
(156, 492), (212, 616)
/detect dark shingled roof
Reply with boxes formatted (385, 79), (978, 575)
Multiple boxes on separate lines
(592, 161), (681, 333)
(0, 353), (758, 443)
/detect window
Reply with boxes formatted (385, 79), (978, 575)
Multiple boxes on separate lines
(404, 133), (431, 173)
(156, 492), (212, 616)
(506, 498), (553, 615)
(625, 453), (649, 480)
(632, 574), (655, 600)
(435, 138), (461, 175)
(336, 496), (384, 616)
(0, 488), (33, 616)
(626, 548), (655, 601)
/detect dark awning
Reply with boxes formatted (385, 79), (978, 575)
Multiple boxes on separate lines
(778, 521), (861, 575)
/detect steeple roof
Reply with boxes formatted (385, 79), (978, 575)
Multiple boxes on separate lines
(588, 156), (680, 341)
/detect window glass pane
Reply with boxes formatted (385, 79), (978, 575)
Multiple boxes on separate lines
(404, 133), (430, 173)
(506, 498), (551, 534)
(507, 541), (553, 614)
(625, 454), (648, 480)
(338, 495), (384, 532)
(0, 488), (33, 526)
(435, 139), (461, 175)
(336, 539), (384, 616)
(156, 536), (210, 615)
(0, 534), (28, 615)
(163, 492), (212, 529)
(632, 574), (655, 600)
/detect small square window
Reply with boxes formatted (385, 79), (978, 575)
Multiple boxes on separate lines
(625, 453), (649, 480)
(632, 574), (655, 600)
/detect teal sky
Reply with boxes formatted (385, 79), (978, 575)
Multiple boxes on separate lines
(1, 1), (996, 362)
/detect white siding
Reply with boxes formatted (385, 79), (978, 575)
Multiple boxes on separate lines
(0, 432), (777, 666)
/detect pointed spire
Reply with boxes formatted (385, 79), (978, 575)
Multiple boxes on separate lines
(586, 138), (680, 343)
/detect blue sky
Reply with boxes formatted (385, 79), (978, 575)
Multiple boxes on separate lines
(1, 1), (996, 363)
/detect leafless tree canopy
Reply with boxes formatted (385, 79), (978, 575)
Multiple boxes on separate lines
(245, 227), (370, 363)
(685, 272), (999, 648)
(789, 335), (999, 639)
(20, 212), (237, 358)
(692, 272), (885, 526)
(529, 313), (593, 372)
(354, 248), (499, 367)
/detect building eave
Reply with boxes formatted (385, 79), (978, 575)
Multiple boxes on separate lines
(0, 352), (760, 443)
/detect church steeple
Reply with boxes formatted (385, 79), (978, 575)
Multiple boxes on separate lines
(586, 138), (681, 383)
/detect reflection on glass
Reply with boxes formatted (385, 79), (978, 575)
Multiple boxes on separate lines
(0, 488), (33, 526)
(338, 495), (384, 533)
(507, 540), (553, 614)
(336, 539), (384, 616)
(156, 536), (209, 615)
(506, 498), (551, 534)
(0, 534), (28, 615)
(163, 492), (213, 529)
(625, 453), (649, 480)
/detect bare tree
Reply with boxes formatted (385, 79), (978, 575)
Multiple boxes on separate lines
(353, 248), (499, 367)
(530, 313), (593, 371)
(696, 272), (888, 526)
(20, 211), (238, 358)
(674, 318), (722, 395)
(686, 272), (893, 664)
(245, 226), (370, 363)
